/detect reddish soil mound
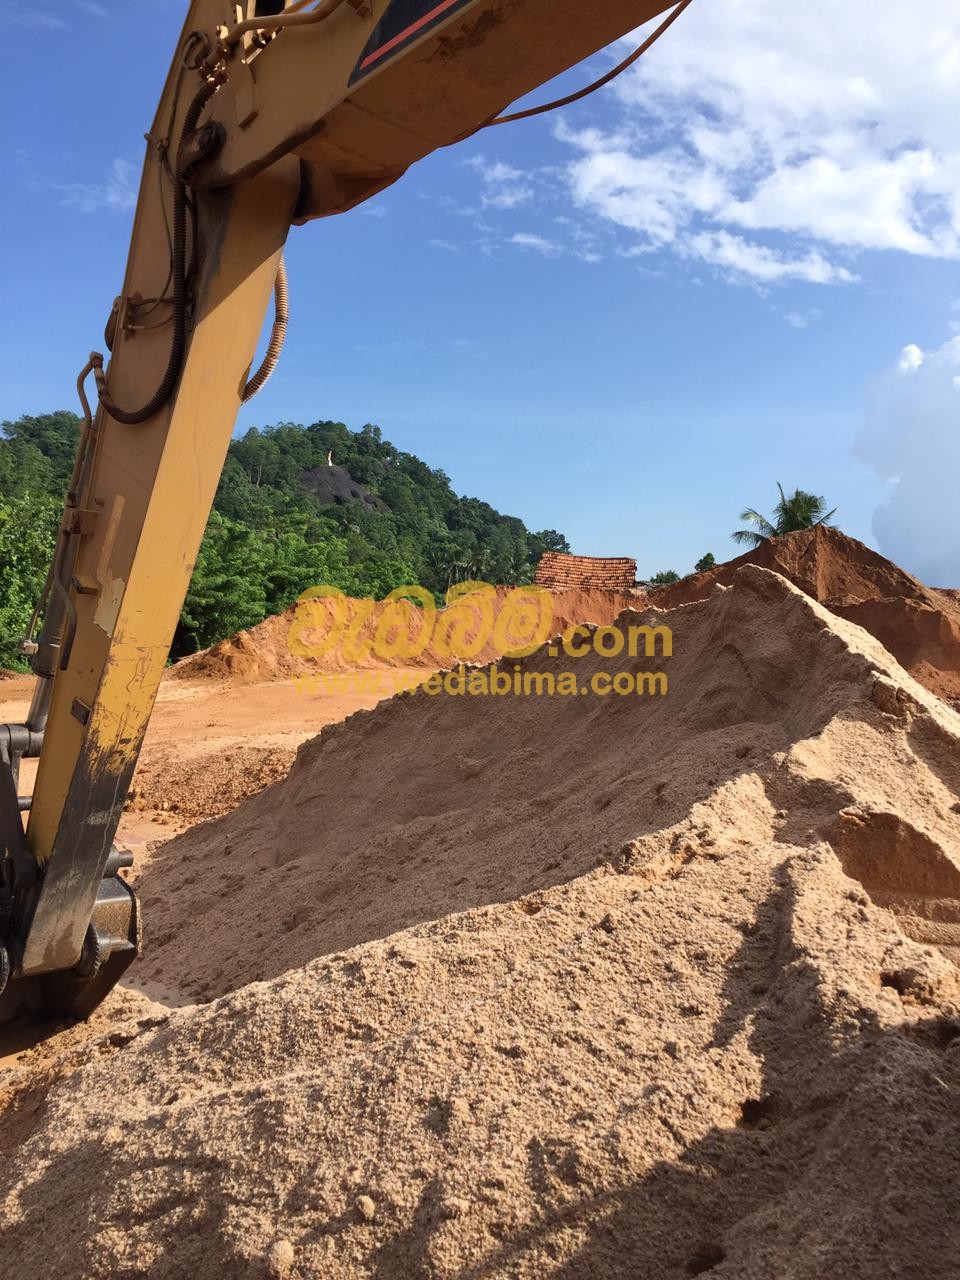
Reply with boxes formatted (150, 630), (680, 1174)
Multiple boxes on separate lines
(651, 527), (960, 703)
(171, 587), (642, 684)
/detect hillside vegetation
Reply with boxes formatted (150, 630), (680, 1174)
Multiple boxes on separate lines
(0, 413), (568, 666)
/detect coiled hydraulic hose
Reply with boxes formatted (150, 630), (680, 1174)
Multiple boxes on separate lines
(242, 255), (288, 402)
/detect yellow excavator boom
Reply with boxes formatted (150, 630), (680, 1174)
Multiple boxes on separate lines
(0, 0), (679, 1020)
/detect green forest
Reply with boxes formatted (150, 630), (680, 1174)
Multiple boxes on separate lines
(0, 412), (569, 668)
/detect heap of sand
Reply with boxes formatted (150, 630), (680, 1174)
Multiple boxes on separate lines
(2, 567), (959, 1279)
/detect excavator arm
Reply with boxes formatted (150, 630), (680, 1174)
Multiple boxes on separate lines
(0, 0), (678, 1021)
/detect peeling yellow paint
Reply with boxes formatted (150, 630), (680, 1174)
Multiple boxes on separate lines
(96, 494), (126, 586)
(94, 575), (125, 637)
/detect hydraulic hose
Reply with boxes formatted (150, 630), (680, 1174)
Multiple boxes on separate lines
(223, 0), (351, 50)
(484, 0), (696, 128)
(94, 80), (218, 426)
(242, 255), (288, 402)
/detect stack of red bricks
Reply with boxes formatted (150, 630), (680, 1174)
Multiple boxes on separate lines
(534, 552), (638, 592)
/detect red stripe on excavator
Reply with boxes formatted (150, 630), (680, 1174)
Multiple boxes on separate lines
(360, 0), (463, 69)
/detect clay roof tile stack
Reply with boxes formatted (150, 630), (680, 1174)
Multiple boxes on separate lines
(534, 551), (637, 592)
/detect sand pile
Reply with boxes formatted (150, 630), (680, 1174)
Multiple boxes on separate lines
(2, 568), (960, 1278)
(131, 567), (960, 1002)
(652, 527), (960, 703)
(5, 842), (960, 1279)
(171, 587), (641, 684)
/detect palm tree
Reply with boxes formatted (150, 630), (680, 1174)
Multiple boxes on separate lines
(732, 484), (836, 548)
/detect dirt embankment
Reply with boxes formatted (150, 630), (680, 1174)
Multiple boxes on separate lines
(650, 526), (960, 703)
(171, 587), (642, 684)
(1, 568), (959, 1278)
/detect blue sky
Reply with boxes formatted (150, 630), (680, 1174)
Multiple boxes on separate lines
(2, 0), (959, 582)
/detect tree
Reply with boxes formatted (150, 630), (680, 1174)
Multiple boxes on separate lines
(694, 553), (716, 573)
(649, 570), (680, 586)
(174, 512), (270, 658)
(732, 484), (836, 549)
(259, 516), (353, 614)
(349, 555), (419, 600)
(0, 494), (60, 668)
(1, 412), (571, 660)
(528, 529), (570, 561)
(0, 412), (80, 499)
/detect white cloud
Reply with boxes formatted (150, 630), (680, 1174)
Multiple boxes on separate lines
(855, 335), (960, 584)
(785, 309), (825, 330)
(548, 0), (960, 284)
(686, 231), (856, 284)
(510, 232), (562, 257)
(465, 156), (534, 210)
(897, 343), (925, 373)
(559, 122), (726, 249)
(55, 157), (139, 214)
(480, 161), (522, 184)
(723, 151), (957, 256)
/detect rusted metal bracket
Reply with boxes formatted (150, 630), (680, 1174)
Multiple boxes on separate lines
(62, 508), (99, 538)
